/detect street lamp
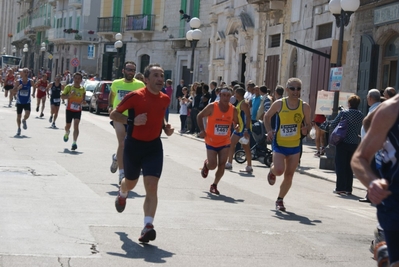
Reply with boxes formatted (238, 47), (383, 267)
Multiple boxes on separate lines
(40, 42), (46, 70)
(23, 44), (29, 68)
(329, 0), (360, 119)
(11, 46), (16, 56)
(114, 33), (123, 78)
(186, 17), (202, 84)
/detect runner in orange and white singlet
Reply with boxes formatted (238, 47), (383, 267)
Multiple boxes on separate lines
(197, 87), (238, 195)
(4, 69), (15, 107)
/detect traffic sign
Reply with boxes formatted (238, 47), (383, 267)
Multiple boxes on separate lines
(70, 57), (80, 67)
(315, 90), (334, 115)
(48, 54), (53, 60)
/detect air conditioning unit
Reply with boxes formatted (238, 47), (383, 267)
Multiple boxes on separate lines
(315, 6), (322, 15)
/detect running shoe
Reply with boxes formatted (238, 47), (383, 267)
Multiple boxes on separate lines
(22, 120), (27, 130)
(51, 123), (56, 129)
(40, 113), (44, 118)
(314, 151), (320, 157)
(115, 191), (127, 213)
(71, 143), (77, 151)
(49, 115), (53, 123)
(201, 159), (209, 178)
(267, 170), (276, 185)
(8, 104), (11, 108)
(16, 128), (21, 136)
(110, 153), (118, 173)
(138, 224), (156, 243)
(240, 166), (253, 173)
(333, 190), (347, 195)
(225, 162), (232, 170)
(36, 106), (39, 112)
(210, 184), (220, 195)
(63, 131), (69, 142)
(119, 172), (124, 185)
(276, 200), (286, 211)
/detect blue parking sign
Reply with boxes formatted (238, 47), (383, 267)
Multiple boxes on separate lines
(88, 45), (95, 59)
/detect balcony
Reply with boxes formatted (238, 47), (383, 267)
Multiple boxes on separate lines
(68, 0), (82, 8)
(125, 14), (155, 33)
(11, 30), (29, 44)
(31, 17), (51, 30)
(65, 31), (100, 44)
(97, 17), (124, 35)
(47, 28), (66, 43)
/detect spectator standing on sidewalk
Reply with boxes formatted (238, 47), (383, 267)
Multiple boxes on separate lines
(329, 95), (363, 195)
(164, 79), (173, 122)
(175, 79), (185, 112)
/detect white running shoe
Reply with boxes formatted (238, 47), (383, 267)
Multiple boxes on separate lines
(110, 153), (118, 173)
(225, 162), (232, 170)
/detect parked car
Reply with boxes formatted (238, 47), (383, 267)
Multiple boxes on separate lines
(82, 80), (99, 110)
(89, 81), (112, 114)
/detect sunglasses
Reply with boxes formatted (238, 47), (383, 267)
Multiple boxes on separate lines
(125, 68), (136, 72)
(288, 86), (301, 91)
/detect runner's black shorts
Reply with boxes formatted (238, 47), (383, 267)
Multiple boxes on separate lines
(124, 137), (163, 180)
(50, 98), (61, 107)
(4, 85), (13, 91)
(16, 103), (31, 114)
(66, 110), (82, 123)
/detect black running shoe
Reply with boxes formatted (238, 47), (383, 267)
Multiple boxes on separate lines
(36, 106), (39, 112)
(138, 224), (156, 243)
(71, 143), (77, 151)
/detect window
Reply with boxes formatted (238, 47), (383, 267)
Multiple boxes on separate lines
(316, 23), (332, 40)
(140, 54), (150, 73)
(270, 34), (281, 48)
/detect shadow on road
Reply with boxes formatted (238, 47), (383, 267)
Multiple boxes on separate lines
(107, 232), (174, 263)
(201, 192), (245, 204)
(273, 211), (322, 226)
(60, 148), (84, 155)
(107, 187), (145, 199)
(13, 135), (31, 138)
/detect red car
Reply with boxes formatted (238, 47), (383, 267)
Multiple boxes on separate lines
(89, 81), (112, 114)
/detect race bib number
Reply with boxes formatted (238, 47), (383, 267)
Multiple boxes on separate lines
(40, 86), (46, 92)
(7, 80), (13, 85)
(118, 90), (130, 101)
(19, 90), (29, 96)
(280, 124), (298, 137)
(53, 98), (60, 103)
(70, 102), (81, 111)
(214, 124), (229, 136)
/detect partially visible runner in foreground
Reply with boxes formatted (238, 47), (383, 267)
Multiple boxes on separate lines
(197, 87), (238, 195)
(351, 94), (399, 267)
(110, 64), (174, 243)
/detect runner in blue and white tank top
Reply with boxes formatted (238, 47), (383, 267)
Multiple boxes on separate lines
(13, 68), (33, 136)
(352, 94), (399, 265)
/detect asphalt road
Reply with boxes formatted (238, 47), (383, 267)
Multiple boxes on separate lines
(0, 95), (377, 267)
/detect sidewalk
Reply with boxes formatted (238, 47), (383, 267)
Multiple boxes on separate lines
(167, 113), (366, 192)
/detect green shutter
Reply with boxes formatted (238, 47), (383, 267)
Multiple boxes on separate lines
(77, 16), (80, 30)
(143, 0), (152, 14)
(192, 0), (200, 18)
(179, 0), (187, 38)
(112, 0), (122, 32)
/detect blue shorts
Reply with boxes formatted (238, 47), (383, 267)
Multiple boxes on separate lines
(272, 140), (301, 156)
(206, 144), (230, 152)
(233, 130), (251, 137)
(384, 230), (399, 264)
(124, 137), (163, 180)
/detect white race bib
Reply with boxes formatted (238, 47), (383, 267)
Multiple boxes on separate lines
(40, 86), (46, 92)
(7, 80), (13, 85)
(280, 124), (298, 137)
(214, 124), (229, 136)
(117, 90), (130, 101)
(70, 102), (81, 111)
(19, 90), (29, 96)
(53, 98), (60, 103)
